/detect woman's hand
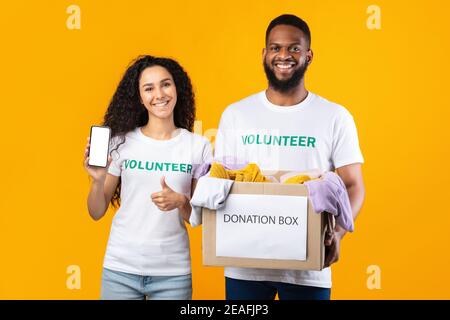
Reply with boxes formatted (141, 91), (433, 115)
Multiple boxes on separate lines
(151, 177), (188, 212)
(83, 136), (112, 183)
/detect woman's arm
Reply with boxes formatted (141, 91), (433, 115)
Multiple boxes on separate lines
(87, 174), (119, 221)
(84, 137), (119, 221)
(178, 178), (198, 223)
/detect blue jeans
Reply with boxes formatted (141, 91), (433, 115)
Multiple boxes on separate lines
(225, 277), (331, 300)
(101, 268), (192, 300)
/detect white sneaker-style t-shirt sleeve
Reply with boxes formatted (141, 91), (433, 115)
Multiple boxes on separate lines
(331, 109), (364, 169)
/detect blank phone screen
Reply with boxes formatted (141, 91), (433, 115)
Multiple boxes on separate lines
(88, 126), (110, 167)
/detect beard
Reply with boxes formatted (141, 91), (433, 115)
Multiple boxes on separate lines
(263, 58), (308, 93)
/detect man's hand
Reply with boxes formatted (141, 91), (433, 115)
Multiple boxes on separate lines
(324, 229), (345, 268)
(324, 213), (347, 268)
(323, 163), (365, 268)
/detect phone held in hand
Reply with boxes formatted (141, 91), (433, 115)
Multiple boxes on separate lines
(88, 125), (111, 168)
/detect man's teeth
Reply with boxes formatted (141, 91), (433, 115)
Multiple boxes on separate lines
(275, 64), (294, 69)
(275, 63), (295, 69)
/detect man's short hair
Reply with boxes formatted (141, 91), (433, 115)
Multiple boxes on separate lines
(265, 14), (311, 48)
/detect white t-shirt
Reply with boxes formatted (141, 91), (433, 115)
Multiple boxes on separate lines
(214, 91), (364, 288)
(104, 127), (212, 276)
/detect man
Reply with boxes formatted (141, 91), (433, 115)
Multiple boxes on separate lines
(214, 14), (365, 300)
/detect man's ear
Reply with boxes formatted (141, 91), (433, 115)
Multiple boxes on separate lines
(307, 49), (313, 64)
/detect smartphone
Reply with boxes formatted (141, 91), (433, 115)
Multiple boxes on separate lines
(88, 125), (111, 168)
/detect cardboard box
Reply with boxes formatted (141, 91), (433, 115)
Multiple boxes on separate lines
(202, 175), (328, 271)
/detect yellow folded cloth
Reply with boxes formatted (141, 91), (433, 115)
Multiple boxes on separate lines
(209, 162), (230, 179)
(209, 162), (271, 182)
(283, 175), (312, 184)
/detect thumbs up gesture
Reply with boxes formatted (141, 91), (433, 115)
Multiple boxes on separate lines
(151, 176), (187, 212)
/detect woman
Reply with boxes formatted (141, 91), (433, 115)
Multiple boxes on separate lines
(84, 55), (211, 300)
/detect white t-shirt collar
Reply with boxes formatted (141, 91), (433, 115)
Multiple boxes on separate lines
(260, 90), (315, 112)
(134, 126), (187, 146)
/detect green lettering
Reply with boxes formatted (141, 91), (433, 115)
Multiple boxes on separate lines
(290, 136), (298, 146)
(124, 160), (130, 169)
(247, 135), (255, 144)
(187, 164), (193, 174)
(155, 162), (163, 171)
(273, 136), (281, 146)
(164, 163), (171, 171)
(180, 163), (186, 173)
(263, 135), (272, 145)
(129, 160), (137, 169)
(307, 137), (316, 148)
(299, 136), (306, 147)
(146, 162), (154, 170)
(281, 136), (289, 146)
(256, 134), (262, 144)
(138, 161), (144, 169)
(172, 163), (179, 172)
(241, 135), (248, 145)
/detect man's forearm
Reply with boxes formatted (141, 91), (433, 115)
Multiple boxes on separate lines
(336, 183), (365, 239)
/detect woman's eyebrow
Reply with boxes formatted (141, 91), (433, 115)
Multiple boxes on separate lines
(143, 78), (172, 87)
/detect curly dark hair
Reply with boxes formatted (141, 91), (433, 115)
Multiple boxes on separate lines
(103, 55), (196, 207)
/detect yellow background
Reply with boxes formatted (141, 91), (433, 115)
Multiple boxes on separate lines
(0, 0), (449, 299)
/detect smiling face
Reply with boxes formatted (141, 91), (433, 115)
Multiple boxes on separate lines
(263, 24), (312, 92)
(139, 65), (177, 121)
